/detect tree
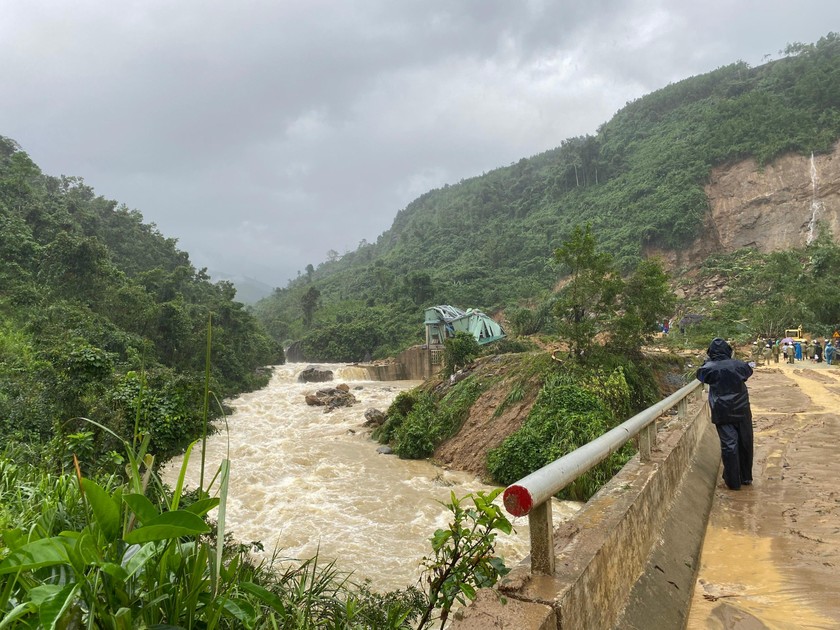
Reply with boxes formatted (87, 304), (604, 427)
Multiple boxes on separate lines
(404, 271), (434, 306)
(301, 286), (321, 327)
(442, 332), (480, 377)
(613, 258), (675, 352)
(553, 225), (622, 358)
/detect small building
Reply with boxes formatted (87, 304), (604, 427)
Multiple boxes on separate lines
(424, 305), (506, 347)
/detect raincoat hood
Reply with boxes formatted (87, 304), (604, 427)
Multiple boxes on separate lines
(707, 338), (733, 361)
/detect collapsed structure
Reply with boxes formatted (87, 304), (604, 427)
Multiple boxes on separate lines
(424, 305), (506, 347)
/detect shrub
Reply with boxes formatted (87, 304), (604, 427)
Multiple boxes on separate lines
(487, 375), (634, 500)
(442, 332), (480, 378)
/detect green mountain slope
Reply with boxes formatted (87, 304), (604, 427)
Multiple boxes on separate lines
(0, 137), (283, 465)
(255, 33), (840, 360)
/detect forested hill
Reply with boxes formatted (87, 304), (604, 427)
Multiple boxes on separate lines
(0, 136), (282, 464)
(255, 33), (840, 361)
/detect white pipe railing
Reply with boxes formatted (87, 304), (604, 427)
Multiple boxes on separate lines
(502, 379), (704, 574)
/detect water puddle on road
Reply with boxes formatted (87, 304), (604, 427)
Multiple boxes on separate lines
(687, 527), (835, 630)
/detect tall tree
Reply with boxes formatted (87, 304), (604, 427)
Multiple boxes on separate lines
(613, 258), (675, 352)
(553, 225), (622, 358)
(301, 286), (321, 327)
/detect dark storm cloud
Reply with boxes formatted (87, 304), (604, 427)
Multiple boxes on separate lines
(2, 1), (838, 286)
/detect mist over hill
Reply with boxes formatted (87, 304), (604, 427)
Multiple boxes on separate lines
(254, 34), (840, 360)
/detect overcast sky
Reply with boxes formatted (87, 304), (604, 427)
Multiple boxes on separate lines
(2, 1), (838, 288)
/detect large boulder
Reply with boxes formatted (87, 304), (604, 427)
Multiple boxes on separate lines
(363, 408), (386, 428)
(303, 386), (358, 412)
(298, 366), (334, 383)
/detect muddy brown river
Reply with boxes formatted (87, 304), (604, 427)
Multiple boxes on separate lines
(163, 363), (579, 592)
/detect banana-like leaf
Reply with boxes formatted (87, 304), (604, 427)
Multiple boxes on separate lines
(0, 537), (71, 574)
(123, 493), (159, 525)
(183, 497), (220, 518)
(80, 478), (120, 542)
(123, 510), (210, 544)
(34, 582), (79, 630)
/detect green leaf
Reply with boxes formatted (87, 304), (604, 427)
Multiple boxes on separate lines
(431, 529), (452, 551)
(124, 493), (159, 525)
(81, 478), (121, 541)
(219, 596), (257, 625)
(123, 542), (158, 577)
(494, 518), (513, 535)
(459, 582), (476, 600)
(29, 584), (62, 606)
(170, 440), (197, 511)
(0, 528), (28, 550)
(214, 458), (230, 591)
(0, 601), (37, 629)
(123, 510), (210, 544)
(0, 537), (70, 574)
(100, 561), (129, 582)
(239, 581), (287, 615)
(36, 582), (79, 630)
(184, 497), (220, 518)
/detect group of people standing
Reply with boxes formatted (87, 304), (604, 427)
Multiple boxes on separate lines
(751, 338), (836, 366)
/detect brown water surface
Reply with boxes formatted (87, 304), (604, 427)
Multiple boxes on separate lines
(162, 363), (579, 592)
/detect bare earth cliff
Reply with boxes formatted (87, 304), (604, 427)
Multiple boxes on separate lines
(649, 141), (840, 268)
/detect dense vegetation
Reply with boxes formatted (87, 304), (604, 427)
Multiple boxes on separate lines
(0, 136), (283, 467)
(255, 34), (840, 361)
(670, 227), (840, 345)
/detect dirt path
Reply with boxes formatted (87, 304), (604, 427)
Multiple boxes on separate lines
(686, 360), (840, 629)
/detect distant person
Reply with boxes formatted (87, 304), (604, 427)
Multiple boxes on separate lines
(814, 340), (823, 363)
(794, 341), (802, 361)
(751, 341), (762, 366)
(772, 341), (780, 364)
(826, 341), (835, 366)
(696, 338), (754, 490)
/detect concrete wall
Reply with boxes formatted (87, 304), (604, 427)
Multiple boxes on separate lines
(360, 345), (442, 381)
(451, 394), (716, 630)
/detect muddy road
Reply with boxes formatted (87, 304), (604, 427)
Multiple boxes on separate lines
(686, 361), (840, 629)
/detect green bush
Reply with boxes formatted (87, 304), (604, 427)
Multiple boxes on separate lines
(442, 332), (480, 378)
(395, 393), (439, 458)
(374, 390), (420, 444)
(487, 375), (634, 500)
(394, 376), (492, 459)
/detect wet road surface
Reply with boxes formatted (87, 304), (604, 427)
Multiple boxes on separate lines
(686, 360), (840, 629)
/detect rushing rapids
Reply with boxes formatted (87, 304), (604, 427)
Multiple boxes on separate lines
(163, 363), (579, 592)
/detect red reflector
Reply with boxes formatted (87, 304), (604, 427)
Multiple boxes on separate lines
(503, 485), (533, 517)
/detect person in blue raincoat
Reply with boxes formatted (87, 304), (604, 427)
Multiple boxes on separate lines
(825, 341), (835, 366)
(696, 338), (754, 490)
(794, 340), (802, 361)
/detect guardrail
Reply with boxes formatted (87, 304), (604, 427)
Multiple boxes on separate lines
(502, 379), (704, 574)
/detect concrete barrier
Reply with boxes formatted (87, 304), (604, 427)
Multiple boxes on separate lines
(359, 345), (441, 380)
(451, 396), (717, 629)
